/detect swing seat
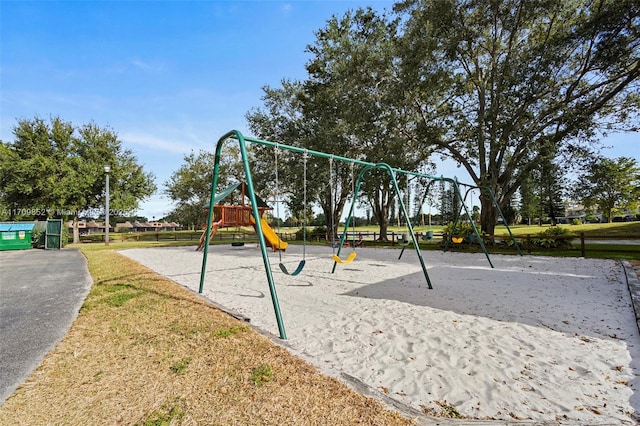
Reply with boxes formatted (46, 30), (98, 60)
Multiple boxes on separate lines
(398, 233), (410, 246)
(452, 237), (464, 244)
(422, 230), (434, 241)
(332, 251), (356, 265)
(279, 260), (306, 276)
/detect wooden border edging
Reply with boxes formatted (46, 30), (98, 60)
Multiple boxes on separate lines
(621, 260), (640, 336)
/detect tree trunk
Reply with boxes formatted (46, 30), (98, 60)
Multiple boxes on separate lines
(73, 215), (80, 244)
(479, 193), (497, 236)
(370, 190), (391, 242)
(321, 206), (345, 241)
(377, 215), (389, 241)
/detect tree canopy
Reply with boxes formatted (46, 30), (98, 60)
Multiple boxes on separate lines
(163, 147), (244, 229)
(574, 156), (640, 222)
(247, 8), (434, 240)
(393, 0), (640, 233)
(0, 116), (156, 242)
(245, 0), (639, 235)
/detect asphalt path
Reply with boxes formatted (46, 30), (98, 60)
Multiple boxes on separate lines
(0, 248), (92, 405)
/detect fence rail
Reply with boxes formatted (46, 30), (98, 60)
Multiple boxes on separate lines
(78, 230), (639, 258)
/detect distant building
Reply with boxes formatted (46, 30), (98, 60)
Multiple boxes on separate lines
(68, 220), (182, 234)
(66, 220), (109, 234)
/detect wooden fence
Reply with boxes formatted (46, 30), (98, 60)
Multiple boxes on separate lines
(78, 230), (639, 258)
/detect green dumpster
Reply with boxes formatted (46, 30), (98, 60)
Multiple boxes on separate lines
(0, 222), (35, 251)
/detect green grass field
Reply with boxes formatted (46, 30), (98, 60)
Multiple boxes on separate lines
(491, 221), (640, 237)
(73, 221), (640, 260)
(354, 220), (640, 237)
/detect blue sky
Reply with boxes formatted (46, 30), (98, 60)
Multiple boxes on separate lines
(1, 0), (638, 220)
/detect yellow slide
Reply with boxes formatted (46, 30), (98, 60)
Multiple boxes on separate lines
(250, 216), (288, 251)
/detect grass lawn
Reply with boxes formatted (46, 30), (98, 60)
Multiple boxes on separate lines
(0, 243), (414, 425)
(2, 221), (639, 424)
(78, 221), (640, 261)
(491, 221), (640, 237)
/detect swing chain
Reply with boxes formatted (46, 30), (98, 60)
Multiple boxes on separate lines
(302, 150), (307, 255)
(273, 143), (284, 253)
(329, 156), (334, 245)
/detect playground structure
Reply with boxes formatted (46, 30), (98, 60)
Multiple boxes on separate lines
(199, 130), (521, 340)
(195, 181), (288, 252)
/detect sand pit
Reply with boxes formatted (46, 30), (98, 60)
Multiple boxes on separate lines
(121, 245), (640, 424)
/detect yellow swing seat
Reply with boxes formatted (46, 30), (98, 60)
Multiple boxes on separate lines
(451, 237), (464, 244)
(332, 251), (357, 264)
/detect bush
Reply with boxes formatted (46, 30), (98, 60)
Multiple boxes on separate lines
(298, 226), (327, 241)
(441, 222), (474, 238)
(531, 226), (573, 249)
(61, 225), (70, 247)
(571, 218), (582, 225)
(31, 228), (45, 248)
(441, 222), (493, 246)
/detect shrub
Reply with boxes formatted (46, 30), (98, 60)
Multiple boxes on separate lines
(531, 226), (573, 249)
(299, 226), (327, 241)
(441, 222), (474, 238)
(61, 225), (70, 247)
(32, 228), (45, 248)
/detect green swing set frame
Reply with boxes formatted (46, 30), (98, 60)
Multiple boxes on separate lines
(198, 130), (520, 340)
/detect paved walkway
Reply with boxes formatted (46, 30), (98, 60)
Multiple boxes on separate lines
(0, 249), (92, 404)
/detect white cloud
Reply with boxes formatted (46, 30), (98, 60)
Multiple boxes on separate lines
(130, 58), (165, 74)
(120, 132), (195, 154)
(136, 194), (175, 220)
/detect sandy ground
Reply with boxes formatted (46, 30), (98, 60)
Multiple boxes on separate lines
(121, 244), (640, 424)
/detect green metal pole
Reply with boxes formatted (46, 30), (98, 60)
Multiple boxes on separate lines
(331, 161), (360, 273)
(198, 135), (223, 294)
(387, 164), (433, 289)
(417, 175), (494, 268)
(457, 183), (522, 256)
(334, 163), (433, 289)
(233, 134), (375, 168)
(199, 130), (287, 340)
(451, 178), (494, 268)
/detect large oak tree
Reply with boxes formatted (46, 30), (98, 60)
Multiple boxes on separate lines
(247, 9), (433, 240)
(394, 0), (640, 234)
(0, 116), (156, 242)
